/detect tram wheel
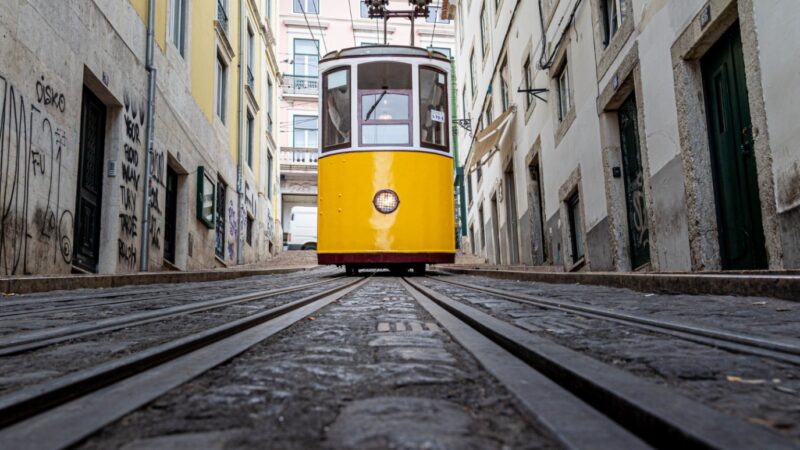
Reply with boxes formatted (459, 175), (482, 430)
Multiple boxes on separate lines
(345, 265), (359, 276)
(412, 264), (426, 275)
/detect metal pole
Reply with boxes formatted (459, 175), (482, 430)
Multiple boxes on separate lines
(236, 0), (245, 265)
(139, 0), (157, 272)
(410, 15), (415, 46)
(384, 15), (388, 44)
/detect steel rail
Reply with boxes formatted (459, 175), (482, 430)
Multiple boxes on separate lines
(0, 278), (342, 356)
(403, 277), (796, 450)
(0, 274), (336, 319)
(400, 278), (649, 450)
(0, 276), (370, 447)
(427, 276), (800, 365)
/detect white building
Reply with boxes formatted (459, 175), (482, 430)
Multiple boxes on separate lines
(277, 0), (455, 244)
(456, 0), (800, 272)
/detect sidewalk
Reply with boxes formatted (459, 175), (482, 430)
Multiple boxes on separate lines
(436, 262), (800, 301)
(0, 251), (319, 295)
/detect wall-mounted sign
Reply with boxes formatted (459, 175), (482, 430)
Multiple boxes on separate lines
(196, 166), (215, 228)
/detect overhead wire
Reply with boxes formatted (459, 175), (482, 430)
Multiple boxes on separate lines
(313, 5), (329, 54)
(429, 0), (440, 49)
(296, 0), (321, 58)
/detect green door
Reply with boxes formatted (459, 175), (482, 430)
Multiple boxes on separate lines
(618, 94), (651, 269)
(702, 24), (767, 270)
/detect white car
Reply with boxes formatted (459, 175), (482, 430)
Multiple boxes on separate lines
(286, 206), (317, 250)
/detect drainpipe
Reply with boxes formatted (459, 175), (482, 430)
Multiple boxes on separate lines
(140, 0), (157, 272)
(236, 0), (245, 265)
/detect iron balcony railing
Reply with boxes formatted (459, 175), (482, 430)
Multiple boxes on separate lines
(282, 75), (318, 96)
(217, 1), (229, 35)
(247, 67), (255, 90)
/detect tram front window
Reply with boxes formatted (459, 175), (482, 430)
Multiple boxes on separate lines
(358, 62), (412, 146)
(322, 68), (351, 151)
(420, 67), (449, 150)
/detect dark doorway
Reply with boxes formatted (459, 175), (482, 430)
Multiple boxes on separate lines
(215, 180), (227, 259)
(529, 159), (547, 264)
(504, 168), (520, 264)
(490, 195), (501, 264)
(164, 166), (178, 264)
(702, 24), (767, 270)
(73, 88), (107, 272)
(618, 93), (651, 269)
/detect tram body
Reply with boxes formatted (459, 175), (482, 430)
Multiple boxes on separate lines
(316, 46), (456, 273)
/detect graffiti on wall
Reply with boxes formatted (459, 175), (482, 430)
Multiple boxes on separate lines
(148, 148), (164, 250)
(117, 91), (145, 269)
(0, 74), (74, 275)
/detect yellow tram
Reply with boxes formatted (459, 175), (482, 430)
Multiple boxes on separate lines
(316, 46), (456, 274)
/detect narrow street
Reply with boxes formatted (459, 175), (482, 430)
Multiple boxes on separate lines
(0, 266), (798, 449)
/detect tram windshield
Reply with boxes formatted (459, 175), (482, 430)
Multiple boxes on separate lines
(322, 68), (351, 150)
(359, 62), (412, 146)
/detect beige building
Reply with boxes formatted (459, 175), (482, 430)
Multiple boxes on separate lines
(276, 0), (455, 245)
(0, 0), (281, 275)
(456, 0), (800, 272)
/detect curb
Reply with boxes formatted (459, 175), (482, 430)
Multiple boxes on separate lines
(437, 267), (800, 302)
(0, 266), (317, 295)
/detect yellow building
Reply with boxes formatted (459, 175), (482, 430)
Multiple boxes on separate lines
(0, 0), (280, 275)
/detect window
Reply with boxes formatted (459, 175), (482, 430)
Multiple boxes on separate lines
(427, 6), (450, 23)
(358, 62), (412, 146)
(171, 0), (187, 56)
(467, 171), (473, 203)
(600, 0), (625, 46)
(265, 0), (271, 19)
(294, 39), (319, 78)
(457, 5), (464, 46)
(293, 115), (318, 148)
(567, 192), (584, 260)
(470, 50), (477, 96)
(293, 0), (319, 14)
(499, 58), (509, 111)
(480, 4), (489, 57)
(267, 75), (274, 132)
(428, 47), (452, 58)
(322, 67), (351, 151)
(247, 26), (255, 89)
(461, 86), (468, 121)
(216, 53), (227, 123)
(267, 151), (273, 199)
(246, 112), (254, 167)
(246, 216), (254, 246)
(419, 67), (449, 150)
(523, 57), (533, 110)
(484, 103), (493, 126)
(196, 166), (215, 228)
(556, 62), (570, 121)
(360, 1), (369, 17)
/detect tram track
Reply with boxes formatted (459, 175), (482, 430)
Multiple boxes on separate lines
(402, 277), (796, 449)
(0, 276), (369, 449)
(424, 275), (800, 365)
(0, 278), (344, 356)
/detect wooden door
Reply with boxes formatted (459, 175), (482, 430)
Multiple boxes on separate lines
(73, 89), (106, 272)
(164, 166), (178, 264)
(702, 24), (767, 269)
(618, 94), (651, 269)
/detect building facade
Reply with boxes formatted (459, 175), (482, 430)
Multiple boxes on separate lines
(456, 0), (800, 272)
(277, 0), (455, 243)
(0, 0), (281, 275)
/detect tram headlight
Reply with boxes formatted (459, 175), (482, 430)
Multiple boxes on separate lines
(373, 189), (400, 214)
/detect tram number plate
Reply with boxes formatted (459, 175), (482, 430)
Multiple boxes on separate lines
(431, 110), (445, 123)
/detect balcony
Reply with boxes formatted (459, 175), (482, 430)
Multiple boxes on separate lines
(217, 1), (229, 36)
(247, 66), (255, 91)
(280, 147), (318, 174)
(282, 75), (318, 96)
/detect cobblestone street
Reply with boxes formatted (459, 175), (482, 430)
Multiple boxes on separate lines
(1, 267), (798, 449)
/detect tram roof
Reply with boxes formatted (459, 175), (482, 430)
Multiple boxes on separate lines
(320, 45), (451, 63)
